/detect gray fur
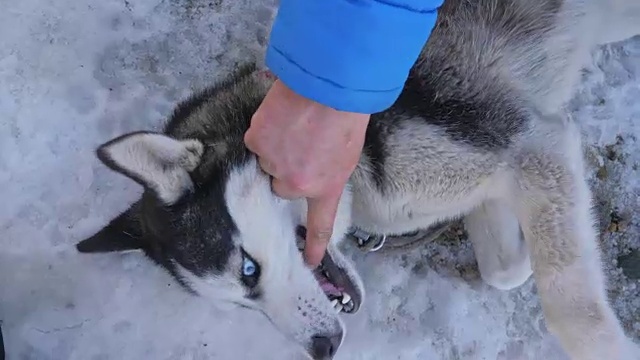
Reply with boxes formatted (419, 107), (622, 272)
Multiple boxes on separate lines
(77, 0), (640, 359)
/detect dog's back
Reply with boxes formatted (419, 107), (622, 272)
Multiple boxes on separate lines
(351, 0), (590, 233)
(352, 1), (640, 359)
(422, 0), (566, 109)
(419, 0), (635, 114)
(352, 0), (639, 218)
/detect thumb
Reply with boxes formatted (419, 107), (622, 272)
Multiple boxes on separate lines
(304, 194), (340, 268)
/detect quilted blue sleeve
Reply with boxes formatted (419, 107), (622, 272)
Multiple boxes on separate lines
(265, 0), (443, 114)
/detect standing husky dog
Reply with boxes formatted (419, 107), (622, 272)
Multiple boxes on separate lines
(76, 0), (640, 358)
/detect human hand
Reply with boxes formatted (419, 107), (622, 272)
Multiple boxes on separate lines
(244, 79), (370, 267)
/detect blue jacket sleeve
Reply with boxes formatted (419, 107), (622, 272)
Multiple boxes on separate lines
(265, 0), (443, 114)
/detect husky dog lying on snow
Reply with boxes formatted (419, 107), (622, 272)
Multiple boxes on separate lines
(76, 0), (640, 358)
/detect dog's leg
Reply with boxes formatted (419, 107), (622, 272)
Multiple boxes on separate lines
(464, 200), (532, 290)
(510, 153), (640, 360)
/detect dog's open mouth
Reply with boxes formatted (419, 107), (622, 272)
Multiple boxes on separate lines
(296, 226), (361, 314)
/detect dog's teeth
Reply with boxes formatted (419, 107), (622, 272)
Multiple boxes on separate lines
(330, 299), (343, 313)
(342, 300), (355, 313)
(341, 293), (351, 305)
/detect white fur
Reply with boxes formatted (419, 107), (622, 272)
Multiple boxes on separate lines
(464, 200), (532, 290)
(177, 159), (359, 355)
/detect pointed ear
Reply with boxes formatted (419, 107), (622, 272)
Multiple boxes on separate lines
(97, 131), (205, 205)
(76, 202), (144, 253)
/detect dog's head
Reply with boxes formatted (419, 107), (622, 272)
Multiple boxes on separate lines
(76, 102), (363, 358)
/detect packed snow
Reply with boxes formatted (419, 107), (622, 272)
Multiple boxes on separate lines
(1, 0), (638, 359)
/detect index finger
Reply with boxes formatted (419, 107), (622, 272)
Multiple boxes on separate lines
(304, 194), (340, 268)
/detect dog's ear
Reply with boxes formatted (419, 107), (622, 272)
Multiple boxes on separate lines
(76, 202), (144, 253)
(96, 131), (204, 205)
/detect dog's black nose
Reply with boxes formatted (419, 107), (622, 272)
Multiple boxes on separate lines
(309, 333), (342, 359)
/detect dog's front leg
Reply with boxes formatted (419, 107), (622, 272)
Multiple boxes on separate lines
(464, 200), (532, 291)
(510, 154), (640, 360)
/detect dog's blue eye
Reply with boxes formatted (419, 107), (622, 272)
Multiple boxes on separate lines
(242, 258), (256, 277)
(240, 249), (261, 292)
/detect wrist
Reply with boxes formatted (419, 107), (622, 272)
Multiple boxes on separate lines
(275, 80), (373, 121)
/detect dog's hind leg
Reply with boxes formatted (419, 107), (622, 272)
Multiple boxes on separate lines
(464, 200), (532, 291)
(508, 149), (640, 359)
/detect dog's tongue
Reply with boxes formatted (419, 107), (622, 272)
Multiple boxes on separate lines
(314, 269), (343, 297)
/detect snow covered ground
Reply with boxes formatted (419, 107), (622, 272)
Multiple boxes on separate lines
(0, 0), (638, 359)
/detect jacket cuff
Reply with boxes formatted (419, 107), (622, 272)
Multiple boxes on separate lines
(265, 45), (404, 114)
(265, 0), (441, 114)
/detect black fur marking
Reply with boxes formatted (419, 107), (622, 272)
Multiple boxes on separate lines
(361, 122), (388, 190)
(391, 71), (528, 150)
(163, 63), (258, 137)
(156, 176), (238, 277)
(76, 202), (144, 253)
(363, 59), (529, 191)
